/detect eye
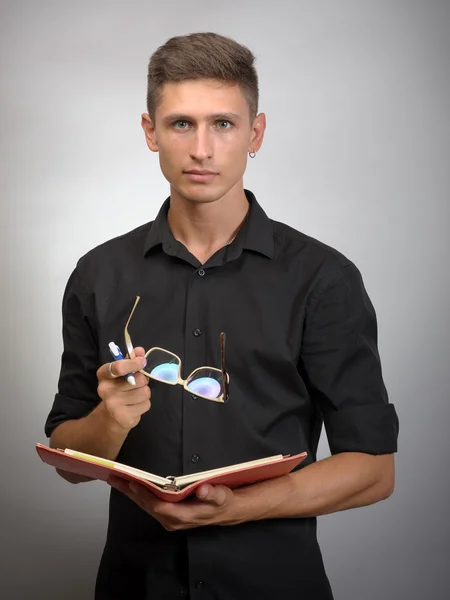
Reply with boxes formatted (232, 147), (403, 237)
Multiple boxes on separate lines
(216, 120), (233, 129)
(173, 120), (190, 129)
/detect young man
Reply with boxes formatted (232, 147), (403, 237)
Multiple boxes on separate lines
(45, 32), (399, 599)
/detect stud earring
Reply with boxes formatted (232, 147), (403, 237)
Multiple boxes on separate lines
(249, 150), (256, 158)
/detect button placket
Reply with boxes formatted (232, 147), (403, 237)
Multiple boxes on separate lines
(183, 261), (208, 483)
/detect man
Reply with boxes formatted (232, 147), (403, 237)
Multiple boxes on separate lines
(45, 32), (399, 599)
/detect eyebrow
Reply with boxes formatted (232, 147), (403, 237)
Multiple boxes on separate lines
(162, 112), (242, 125)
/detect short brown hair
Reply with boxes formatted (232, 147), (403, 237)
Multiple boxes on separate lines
(147, 32), (259, 121)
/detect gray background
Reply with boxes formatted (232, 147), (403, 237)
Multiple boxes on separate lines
(1, 0), (449, 598)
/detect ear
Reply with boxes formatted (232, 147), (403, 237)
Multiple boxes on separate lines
(249, 112), (266, 154)
(141, 113), (158, 152)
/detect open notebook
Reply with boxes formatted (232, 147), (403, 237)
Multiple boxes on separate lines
(36, 443), (307, 502)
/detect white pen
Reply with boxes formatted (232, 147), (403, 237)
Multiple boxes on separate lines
(108, 341), (136, 386)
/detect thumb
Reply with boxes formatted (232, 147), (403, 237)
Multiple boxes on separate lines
(126, 346), (146, 359)
(196, 485), (229, 506)
(132, 346), (146, 358)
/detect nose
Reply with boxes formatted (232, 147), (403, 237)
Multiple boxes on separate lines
(189, 126), (213, 161)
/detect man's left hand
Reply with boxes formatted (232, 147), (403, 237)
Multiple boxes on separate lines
(107, 476), (242, 530)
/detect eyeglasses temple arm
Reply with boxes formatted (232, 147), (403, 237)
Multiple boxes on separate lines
(220, 332), (229, 402)
(124, 296), (141, 359)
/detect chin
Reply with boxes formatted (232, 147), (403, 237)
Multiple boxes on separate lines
(173, 182), (228, 204)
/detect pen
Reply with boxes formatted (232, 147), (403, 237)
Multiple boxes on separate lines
(108, 341), (136, 386)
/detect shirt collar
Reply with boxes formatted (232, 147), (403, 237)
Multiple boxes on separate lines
(240, 190), (274, 259)
(143, 189), (274, 260)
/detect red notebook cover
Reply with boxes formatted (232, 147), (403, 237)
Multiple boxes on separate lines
(36, 443), (307, 502)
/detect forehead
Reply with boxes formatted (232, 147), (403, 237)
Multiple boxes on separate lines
(155, 79), (249, 118)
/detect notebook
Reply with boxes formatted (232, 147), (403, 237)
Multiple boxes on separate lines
(36, 443), (307, 502)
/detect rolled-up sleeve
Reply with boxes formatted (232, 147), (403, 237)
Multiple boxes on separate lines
(300, 261), (399, 455)
(44, 267), (100, 437)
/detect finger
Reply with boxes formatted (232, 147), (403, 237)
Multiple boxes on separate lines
(98, 372), (150, 398)
(101, 371), (149, 393)
(108, 477), (139, 499)
(131, 346), (146, 357)
(107, 361), (120, 379)
(108, 478), (159, 513)
(118, 395), (151, 418)
(125, 346), (146, 359)
(107, 385), (151, 411)
(107, 476), (130, 494)
(117, 371), (150, 390)
(129, 481), (159, 508)
(97, 354), (147, 381)
(131, 372), (151, 389)
(195, 484), (229, 506)
(107, 478), (147, 510)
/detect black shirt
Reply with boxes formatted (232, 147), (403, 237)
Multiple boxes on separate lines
(45, 190), (399, 600)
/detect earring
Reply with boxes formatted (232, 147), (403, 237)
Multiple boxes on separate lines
(249, 150), (256, 158)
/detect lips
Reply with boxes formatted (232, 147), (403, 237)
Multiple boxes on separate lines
(184, 170), (218, 182)
(184, 170), (217, 175)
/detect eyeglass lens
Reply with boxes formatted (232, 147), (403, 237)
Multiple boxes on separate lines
(143, 350), (223, 399)
(150, 363), (179, 383)
(185, 369), (222, 399)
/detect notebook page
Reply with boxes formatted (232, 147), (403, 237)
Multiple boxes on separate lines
(63, 449), (169, 487)
(175, 454), (284, 487)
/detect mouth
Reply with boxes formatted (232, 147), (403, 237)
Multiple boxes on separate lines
(183, 170), (218, 183)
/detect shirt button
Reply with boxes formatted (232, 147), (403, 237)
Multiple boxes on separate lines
(193, 328), (202, 337)
(198, 269), (206, 276)
(191, 454), (200, 464)
(195, 581), (205, 590)
(191, 394), (198, 400)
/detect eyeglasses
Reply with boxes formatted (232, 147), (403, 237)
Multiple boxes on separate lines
(124, 296), (229, 403)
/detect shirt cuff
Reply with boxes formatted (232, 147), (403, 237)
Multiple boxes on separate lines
(44, 393), (99, 438)
(323, 403), (399, 455)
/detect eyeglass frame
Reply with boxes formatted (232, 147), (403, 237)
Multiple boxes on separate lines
(123, 295), (229, 403)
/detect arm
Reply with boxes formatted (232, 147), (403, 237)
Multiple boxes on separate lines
(50, 349), (150, 483)
(45, 265), (151, 483)
(229, 451), (394, 522)
(50, 407), (126, 484)
(50, 404), (129, 484)
(50, 403), (128, 460)
(256, 261), (399, 518)
(107, 451), (394, 530)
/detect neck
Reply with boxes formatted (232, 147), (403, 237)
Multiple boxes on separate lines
(167, 183), (249, 263)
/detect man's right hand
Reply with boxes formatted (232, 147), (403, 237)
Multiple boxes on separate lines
(96, 347), (151, 431)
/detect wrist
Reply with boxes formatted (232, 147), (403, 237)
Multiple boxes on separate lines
(96, 402), (131, 439)
(221, 486), (259, 526)
(226, 474), (296, 525)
